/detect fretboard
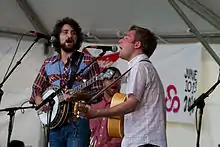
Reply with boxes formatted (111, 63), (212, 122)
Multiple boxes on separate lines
(69, 75), (98, 95)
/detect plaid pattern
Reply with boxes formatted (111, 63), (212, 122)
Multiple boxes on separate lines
(29, 53), (103, 104)
(90, 99), (122, 147)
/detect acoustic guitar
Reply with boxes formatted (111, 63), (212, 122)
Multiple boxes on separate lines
(107, 93), (126, 138)
(73, 92), (126, 138)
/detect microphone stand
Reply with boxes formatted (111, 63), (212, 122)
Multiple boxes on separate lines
(0, 105), (35, 147)
(76, 50), (106, 76)
(45, 97), (55, 147)
(0, 37), (40, 105)
(188, 74), (220, 147)
(35, 88), (62, 147)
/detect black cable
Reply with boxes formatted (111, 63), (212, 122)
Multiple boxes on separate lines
(20, 100), (29, 113)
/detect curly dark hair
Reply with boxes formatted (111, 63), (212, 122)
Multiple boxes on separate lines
(51, 17), (83, 53)
(129, 25), (157, 57)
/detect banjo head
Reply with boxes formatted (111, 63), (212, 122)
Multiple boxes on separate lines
(38, 86), (63, 125)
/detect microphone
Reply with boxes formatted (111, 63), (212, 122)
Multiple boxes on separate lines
(29, 31), (51, 40)
(86, 45), (118, 52)
(29, 31), (57, 46)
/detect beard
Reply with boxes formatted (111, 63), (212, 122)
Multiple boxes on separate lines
(61, 46), (76, 53)
(60, 42), (77, 53)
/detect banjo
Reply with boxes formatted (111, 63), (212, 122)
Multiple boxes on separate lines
(37, 69), (114, 129)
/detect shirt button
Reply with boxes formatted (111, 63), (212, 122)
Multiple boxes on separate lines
(100, 134), (102, 137)
(101, 126), (104, 129)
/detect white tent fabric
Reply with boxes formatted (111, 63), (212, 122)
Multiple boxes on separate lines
(0, 0), (220, 147)
(0, 0), (220, 41)
(0, 37), (46, 147)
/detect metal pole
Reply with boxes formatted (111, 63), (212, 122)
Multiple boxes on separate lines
(178, 0), (220, 30)
(168, 0), (220, 66)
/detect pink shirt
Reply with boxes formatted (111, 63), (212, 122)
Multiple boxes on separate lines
(90, 98), (122, 147)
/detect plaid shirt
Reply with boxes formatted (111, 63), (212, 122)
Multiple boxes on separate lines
(90, 98), (122, 147)
(29, 52), (103, 104)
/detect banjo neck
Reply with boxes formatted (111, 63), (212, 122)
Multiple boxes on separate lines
(69, 75), (99, 96)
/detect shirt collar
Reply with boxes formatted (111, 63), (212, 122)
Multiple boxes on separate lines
(51, 54), (61, 64)
(51, 54), (72, 65)
(128, 54), (149, 68)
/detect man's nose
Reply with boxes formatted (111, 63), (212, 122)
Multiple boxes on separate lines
(118, 38), (123, 44)
(67, 32), (73, 37)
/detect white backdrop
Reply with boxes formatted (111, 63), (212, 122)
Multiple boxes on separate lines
(0, 39), (203, 146)
(151, 43), (202, 124)
(0, 37), (46, 147)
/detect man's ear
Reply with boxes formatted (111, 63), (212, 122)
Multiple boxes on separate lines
(134, 41), (141, 49)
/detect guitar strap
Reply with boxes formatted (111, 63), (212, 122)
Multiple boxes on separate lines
(140, 59), (151, 63)
(67, 52), (84, 89)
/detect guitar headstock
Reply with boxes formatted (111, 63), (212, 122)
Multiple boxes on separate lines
(73, 101), (89, 118)
(99, 68), (116, 81)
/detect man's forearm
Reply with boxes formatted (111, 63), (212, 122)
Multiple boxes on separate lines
(93, 94), (139, 118)
(96, 101), (134, 117)
(35, 95), (43, 105)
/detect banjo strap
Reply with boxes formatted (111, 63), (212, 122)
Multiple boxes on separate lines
(67, 52), (84, 89)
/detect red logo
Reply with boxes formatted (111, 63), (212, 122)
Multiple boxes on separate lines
(165, 85), (180, 113)
(83, 48), (120, 72)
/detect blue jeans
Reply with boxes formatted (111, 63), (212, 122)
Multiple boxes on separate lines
(49, 119), (90, 147)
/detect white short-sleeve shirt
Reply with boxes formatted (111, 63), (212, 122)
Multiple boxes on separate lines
(122, 54), (167, 147)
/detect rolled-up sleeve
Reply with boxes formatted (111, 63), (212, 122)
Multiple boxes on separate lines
(29, 61), (50, 104)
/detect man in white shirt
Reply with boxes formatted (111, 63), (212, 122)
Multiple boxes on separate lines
(86, 25), (167, 147)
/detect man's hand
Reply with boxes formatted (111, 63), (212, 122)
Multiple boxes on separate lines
(63, 90), (73, 102)
(85, 105), (99, 119)
(73, 101), (89, 118)
(64, 90), (90, 102)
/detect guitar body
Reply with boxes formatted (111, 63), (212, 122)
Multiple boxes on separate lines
(107, 93), (126, 138)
